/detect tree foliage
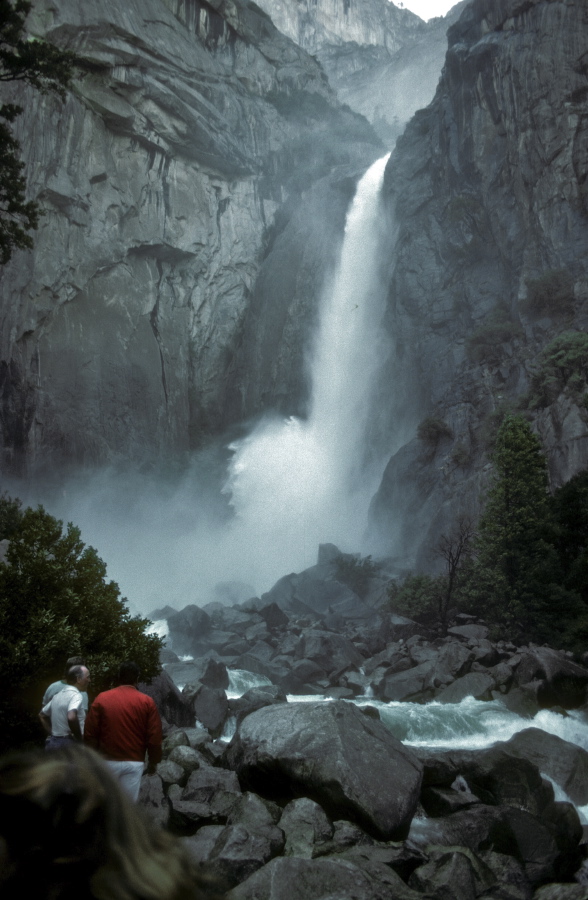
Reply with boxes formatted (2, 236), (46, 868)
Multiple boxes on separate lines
(334, 553), (378, 599)
(464, 415), (583, 643)
(0, 494), (162, 751)
(0, 0), (77, 263)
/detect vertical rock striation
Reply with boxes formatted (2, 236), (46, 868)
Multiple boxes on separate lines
(0, 0), (380, 477)
(370, 0), (588, 568)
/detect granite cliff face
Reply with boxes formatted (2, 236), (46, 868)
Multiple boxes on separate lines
(0, 0), (379, 477)
(254, 0), (468, 143)
(369, 0), (588, 568)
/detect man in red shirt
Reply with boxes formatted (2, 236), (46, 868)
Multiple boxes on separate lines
(84, 660), (162, 801)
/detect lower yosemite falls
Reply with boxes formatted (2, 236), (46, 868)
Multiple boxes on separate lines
(3, 0), (588, 893)
(224, 154), (392, 589)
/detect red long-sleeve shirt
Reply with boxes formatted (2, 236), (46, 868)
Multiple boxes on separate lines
(84, 685), (162, 765)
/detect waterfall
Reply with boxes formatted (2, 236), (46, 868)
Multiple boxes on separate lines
(224, 154), (391, 592)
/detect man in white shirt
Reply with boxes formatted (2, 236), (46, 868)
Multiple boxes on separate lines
(42, 656), (89, 714)
(39, 665), (90, 750)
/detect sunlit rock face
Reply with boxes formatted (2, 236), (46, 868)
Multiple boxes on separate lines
(0, 0), (379, 476)
(370, 0), (588, 568)
(254, 0), (468, 144)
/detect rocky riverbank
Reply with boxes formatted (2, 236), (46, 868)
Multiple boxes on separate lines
(138, 546), (588, 897)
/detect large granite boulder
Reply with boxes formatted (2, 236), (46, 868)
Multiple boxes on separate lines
(499, 728), (588, 805)
(512, 648), (588, 709)
(226, 855), (419, 900)
(139, 670), (194, 729)
(167, 606), (212, 657)
(293, 630), (365, 674)
(224, 700), (423, 840)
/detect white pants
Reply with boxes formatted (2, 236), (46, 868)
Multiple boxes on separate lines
(105, 760), (144, 802)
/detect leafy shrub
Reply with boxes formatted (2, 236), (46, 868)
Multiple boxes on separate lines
(450, 443), (470, 468)
(417, 417), (453, 446)
(334, 554), (378, 599)
(466, 306), (523, 364)
(527, 330), (588, 408)
(0, 496), (162, 751)
(387, 574), (443, 622)
(522, 269), (574, 318)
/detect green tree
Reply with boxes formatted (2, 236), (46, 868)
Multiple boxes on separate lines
(0, 0), (77, 263)
(467, 414), (581, 643)
(0, 496), (162, 751)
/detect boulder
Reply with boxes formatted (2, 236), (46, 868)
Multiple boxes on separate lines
(512, 647), (588, 708)
(138, 772), (170, 828)
(167, 605), (212, 656)
(225, 855), (416, 900)
(408, 846), (496, 900)
(417, 745), (553, 816)
(294, 630), (365, 674)
(228, 685), (288, 727)
(156, 759), (186, 787)
(139, 670), (194, 728)
(183, 683), (228, 738)
(224, 700), (423, 840)
(434, 671), (496, 703)
(535, 886), (588, 899)
(499, 728), (588, 805)
(258, 602), (290, 630)
(447, 624), (490, 641)
(279, 797), (333, 857)
(168, 744), (207, 774)
(377, 661), (434, 702)
(196, 822), (284, 892)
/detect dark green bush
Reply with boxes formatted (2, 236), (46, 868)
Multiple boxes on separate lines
(0, 495), (162, 751)
(466, 306), (523, 364)
(334, 554), (378, 599)
(417, 417), (453, 446)
(522, 269), (574, 318)
(527, 330), (588, 408)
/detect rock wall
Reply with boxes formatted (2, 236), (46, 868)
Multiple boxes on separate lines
(369, 0), (588, 568)
(254, 0), (468, 143)
(0, 0), (380, 477)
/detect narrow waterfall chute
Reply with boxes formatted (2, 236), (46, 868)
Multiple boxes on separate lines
(224, 154), (392, 592)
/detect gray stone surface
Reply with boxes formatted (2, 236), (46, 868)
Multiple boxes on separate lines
(225, 700), (423, 840)
(0, 0), (379, 477)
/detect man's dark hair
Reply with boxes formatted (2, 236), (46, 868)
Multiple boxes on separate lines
(66, 665), (85, 685)
(63, 656), (84, 677)
(118, 661), (140, 686)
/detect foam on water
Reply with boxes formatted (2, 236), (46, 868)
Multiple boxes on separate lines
(227, 668), (273, 699)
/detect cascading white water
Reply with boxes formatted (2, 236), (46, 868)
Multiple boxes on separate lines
(224, 154), (392, 591)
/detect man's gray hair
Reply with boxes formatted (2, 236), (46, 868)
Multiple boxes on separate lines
(66, 665), (86, 685)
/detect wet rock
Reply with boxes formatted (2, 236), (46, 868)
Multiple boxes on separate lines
(294, 630), (365, 674)
(168, 744), (207, 774)
(409, 845), (496, 900)
(156, 759), (186, 788)
(448, 624), (490, 642)
(167, 606), (212, 656)
(225, 855), (412, 900)
(512, 648), (588, 709)
(196, 822), (284, 892)
(139, 670), (194, 729)
(499, 728), (588, 805)
(138, 772), (170, 828)
(162, 729), (190, 755)
(434, 671), (496, 703)
(377, 661), (434, 702)
(279, 797), (333, 857)
(228, 685), (288, 727)
(182, 683), (228, 738)
(225, 700), (423, 840)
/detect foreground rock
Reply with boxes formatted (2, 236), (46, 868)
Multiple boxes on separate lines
(224, 700), (423, 840)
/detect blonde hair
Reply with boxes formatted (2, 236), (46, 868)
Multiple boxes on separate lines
(0, 745), (220, 900)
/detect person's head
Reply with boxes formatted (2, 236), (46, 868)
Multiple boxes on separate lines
(66, 665), (90, 692)
(118, 661), (140, 686)
(0, 745), (219, 899)
(63, 656), (85, 678)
